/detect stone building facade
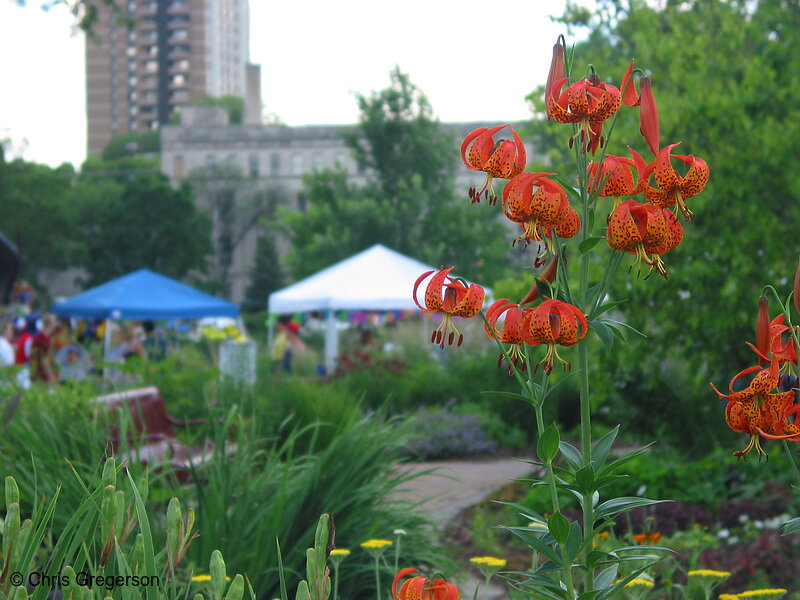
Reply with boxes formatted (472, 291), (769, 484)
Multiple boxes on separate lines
(160, 106), (534, 303)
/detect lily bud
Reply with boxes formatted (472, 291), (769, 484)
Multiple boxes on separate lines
(545, 36), (566, 120)
(225, 574), (244, 600)
(166, 497), (182, 565)
(620, 60), (639, 107)
(210, 549), (227, 600)
(794, 256), (800, 315)
(521, 254), (560, 305)
(639, 77), (660, 156)
(756, 296), (770, 365)
(5, 476), (19, 508)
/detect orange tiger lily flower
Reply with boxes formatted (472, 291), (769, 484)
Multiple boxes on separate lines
(588, 152), (645, 206)
(393, 568), (460, 600)
(413, 267), (485, 348)
(711, 359), (800, 459)
(525, 299), (588, 374)
(461, 124), (527, 204)
(646, 208), (684, 279)
(606, 200), (678, 278)
(501, 173), (580, 251)
(546, 75), (622, 154)
(641, 143), (709, 221)
(485, 299), (533, 372)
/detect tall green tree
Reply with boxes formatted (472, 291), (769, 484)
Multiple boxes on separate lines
(74, 172), (212, 286)
(528, 0), (800, 452)
(2, 156), (84, 278)
(279, 68), (511, 283)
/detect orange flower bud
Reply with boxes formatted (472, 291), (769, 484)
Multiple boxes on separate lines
(520, 254), (559, 305)
(794, 256), (800, 315)
(639, 77), (660, 156)
(756, 296), (770, 366)
(545, 36), (566, 121)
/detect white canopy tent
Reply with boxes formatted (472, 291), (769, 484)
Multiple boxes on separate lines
(268, 244), (440, 373)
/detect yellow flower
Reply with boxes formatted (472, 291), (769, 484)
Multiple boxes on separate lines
(192, 574), (231, 583)
(625, 578), (655, 588)
(719, 595), (740, 600)
(736, 590), (788, 600)
(360, 538), (393, 559)
(360, 539), (393, 549)
(689, 570), (731, 580)
(330, 548), (351, 556)
(470, 556), (507, 568)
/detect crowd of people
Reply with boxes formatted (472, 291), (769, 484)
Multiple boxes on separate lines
(0, 310), (171, 390)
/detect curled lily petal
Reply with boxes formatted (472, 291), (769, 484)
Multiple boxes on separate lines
(413, 268), (485, 349)
(461, 124), (526, 204)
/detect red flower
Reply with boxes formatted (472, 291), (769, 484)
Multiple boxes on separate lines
(640, 143), (710, 221)
(393, 568), (460, 600)
(461, 124), (526, 204)
(525, 299), (588, 374)
(485, 300), (532, 371)
(501, 173), (580, 251)
(711, 359), (800, 460)
(620, 60), (661, 155)
(606, 199), (684, 279)
(588, 152), (644, 202)
(413, 268), (485, 348)
(546, 75), (622, 154)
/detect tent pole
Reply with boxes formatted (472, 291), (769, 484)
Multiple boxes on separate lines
(324, 311), (337, 375)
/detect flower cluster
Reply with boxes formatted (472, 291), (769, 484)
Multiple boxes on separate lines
(413, 37), (710, 378)
(710, 294), (800, 460)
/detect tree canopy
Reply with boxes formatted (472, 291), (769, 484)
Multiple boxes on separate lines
(279, 68), (512, 283)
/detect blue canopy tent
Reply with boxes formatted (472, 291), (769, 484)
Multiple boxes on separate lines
(51, 269), (239, 320)
(52, 269), (239, 379)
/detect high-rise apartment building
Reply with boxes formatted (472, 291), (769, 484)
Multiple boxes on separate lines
(85, 0), (259, 156)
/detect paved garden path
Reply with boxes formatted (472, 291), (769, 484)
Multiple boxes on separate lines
(392, 457), (535, 527)
(391, 457), (537, 600)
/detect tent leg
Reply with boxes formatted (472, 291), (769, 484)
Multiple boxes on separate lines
(324, 312), (337, 375)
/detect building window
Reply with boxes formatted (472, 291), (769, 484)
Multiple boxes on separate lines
(206, 154), (217, 166)
(174, 155), (185, 179)
(335, 153), (349, 173)
(248, 154), (259, 177)
(312, 152), (325, 170)
(270, 153), (280, 176)
(291, 153), (303, 175)
(297, 192), (308, 212)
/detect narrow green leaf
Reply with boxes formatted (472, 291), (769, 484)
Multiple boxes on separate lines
(595, 565), (619, 590)
(558, 441), (583, 471)
(780, 517), (800, 535)
(579, 237), (604, 255)
(547, 511), (570, 545)
(537, 423), (560, 463)
(506, 528), (560, 564)
(595, 497), (669, 521)
(592, 426), (619, 468)
(126, 469), (157, 600)
(590, 320), (615, 352)
(590, 299), (629, 319)
(564, 521), (583, 562)
(575, 465), (595, 494)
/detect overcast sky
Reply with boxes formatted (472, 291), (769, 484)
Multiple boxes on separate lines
(0, 0), (591, 169)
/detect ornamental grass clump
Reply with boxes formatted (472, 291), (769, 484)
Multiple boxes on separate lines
(411, 34), (711, 598)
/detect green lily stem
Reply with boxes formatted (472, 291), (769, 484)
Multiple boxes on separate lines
(533, 400), (576, 600)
